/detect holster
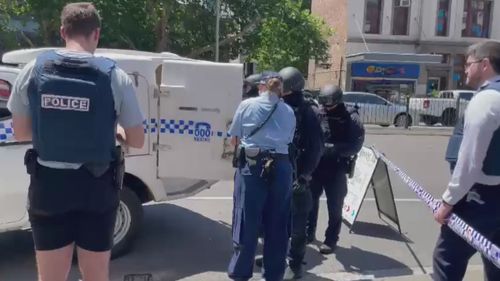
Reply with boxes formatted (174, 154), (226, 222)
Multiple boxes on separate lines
(24, 148), (39, 176)
(232, 145), (242, 168)
(112, 146), (125, 190)
(347, 155), (357, 179)
(259, 154), (275, 182)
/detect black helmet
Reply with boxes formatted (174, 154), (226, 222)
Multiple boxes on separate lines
(279, 66), (305, 93)
(244, 73), (262, 86)
(318, 84), (343, 106)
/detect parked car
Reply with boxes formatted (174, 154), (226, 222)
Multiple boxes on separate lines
(409, 90), (475, 126)
(343, 92), (413, 127)
(0, 66), (18, 120)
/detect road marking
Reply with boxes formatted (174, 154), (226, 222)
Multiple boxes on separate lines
(187, 196), (421, 202)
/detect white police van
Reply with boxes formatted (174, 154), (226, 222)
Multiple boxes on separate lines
(0, 47), (242, 257)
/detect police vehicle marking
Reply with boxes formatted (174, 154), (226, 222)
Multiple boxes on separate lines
(0, 118), (230, 144)
(41, 94), (90, 112)
(194, 122), (212, 142)
(0, 121), (14, 141)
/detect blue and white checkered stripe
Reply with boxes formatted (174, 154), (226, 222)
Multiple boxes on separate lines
(0, 118), (231, 144)
(0, 120), (14, 143)
(144, 118), (230, 138)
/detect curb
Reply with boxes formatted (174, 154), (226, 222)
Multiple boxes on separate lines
(366, 126), (452, 136)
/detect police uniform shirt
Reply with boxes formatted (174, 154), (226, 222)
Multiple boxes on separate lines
(443, 75), (500, 205)
(229, 92), (296, 154)
(7, 50), (145, 169)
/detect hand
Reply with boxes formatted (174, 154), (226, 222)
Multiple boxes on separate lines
(434, 202), (453, 225)
(293, 176), (309, 193)
(116, 125), (126, 145)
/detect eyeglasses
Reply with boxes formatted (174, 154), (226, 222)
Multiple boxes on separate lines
(464, 59), (484, 69)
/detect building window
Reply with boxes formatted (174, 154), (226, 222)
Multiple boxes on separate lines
(436, 0), (451, 36)
(364, 0), (383, 34)
(453, 54), (466, 88)
(462, 0), (493, 38)
(392, 0), (410, 35)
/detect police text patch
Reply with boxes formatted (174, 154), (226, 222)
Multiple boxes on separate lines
(41, 94), (90, 112)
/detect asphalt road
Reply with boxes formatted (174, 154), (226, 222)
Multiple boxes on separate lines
(0, 133), (485, 281)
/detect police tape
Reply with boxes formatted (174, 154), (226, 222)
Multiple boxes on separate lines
(372, 148), (500, 268)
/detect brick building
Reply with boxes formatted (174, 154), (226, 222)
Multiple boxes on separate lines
(308, 0), (500, 96)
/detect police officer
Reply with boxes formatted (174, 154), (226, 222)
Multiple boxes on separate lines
(7, 3), (145, 281)
(243, 73), (262, 99)
(307, 85), (364, 255)
(433, 41), (500, 281)
(277, 66), (324, 280)
(227, 72), (296, 281)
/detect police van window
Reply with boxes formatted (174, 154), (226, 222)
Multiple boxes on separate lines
(0, 79), (11, 119)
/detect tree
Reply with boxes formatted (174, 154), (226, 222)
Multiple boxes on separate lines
(244, 0), (332, 74)
(0, 0), (332, 73)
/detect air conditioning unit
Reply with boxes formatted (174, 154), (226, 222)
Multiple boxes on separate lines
(398, 0), (411, 7)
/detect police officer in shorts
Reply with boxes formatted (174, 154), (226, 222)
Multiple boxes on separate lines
(7, 3), (145, 281)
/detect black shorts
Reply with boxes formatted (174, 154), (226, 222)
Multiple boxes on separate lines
(27, 163), (119, 252)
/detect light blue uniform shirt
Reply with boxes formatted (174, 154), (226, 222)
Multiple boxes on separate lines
(228, 92), (296, 154)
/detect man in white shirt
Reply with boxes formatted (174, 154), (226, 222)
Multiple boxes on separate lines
(433, 40), (500, 281)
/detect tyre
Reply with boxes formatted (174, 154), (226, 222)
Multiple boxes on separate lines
(394, 114), (411, 127)
(111, 186), (143, 259)
(441, 108), (457, 127)
(421, 115), (438, 126)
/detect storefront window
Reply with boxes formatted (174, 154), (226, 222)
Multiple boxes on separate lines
(436, 0), (451, 36)
(364, 0), (383, 34)
(392, 0), (410, 35)
(462, 0), (493, 38)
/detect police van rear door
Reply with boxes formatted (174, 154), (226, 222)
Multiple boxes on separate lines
(156, 59), (242, 181)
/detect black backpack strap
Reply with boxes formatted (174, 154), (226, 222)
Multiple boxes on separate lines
(247, 102), (279, 138)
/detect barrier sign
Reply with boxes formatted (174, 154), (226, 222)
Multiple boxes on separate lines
(371, 159), (401, 233)
(343, 147), (378, 226)
(342, 146), (401, 233)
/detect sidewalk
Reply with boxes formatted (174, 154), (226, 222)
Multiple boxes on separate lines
(365, 125), (452, 136)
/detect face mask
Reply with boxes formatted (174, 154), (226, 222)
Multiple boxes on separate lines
(282, 93), (302, 107)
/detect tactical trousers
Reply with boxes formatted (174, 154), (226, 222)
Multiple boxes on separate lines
(228, 155), (293, 281)
(432, 184), (500, 281)
(288, 188), (313, 269)
(307, 167), (347, 246)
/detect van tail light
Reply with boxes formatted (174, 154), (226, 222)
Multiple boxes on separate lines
(0, 80), (11, 100)
(423, 99), (430, 109)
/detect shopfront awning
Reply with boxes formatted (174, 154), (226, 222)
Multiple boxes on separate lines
(346, 52), (442, 64)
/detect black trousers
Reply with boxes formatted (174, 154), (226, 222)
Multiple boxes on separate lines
(307, 167), (348, 246)
(432, 184), (500, 281)
(288, 188), (312, 268)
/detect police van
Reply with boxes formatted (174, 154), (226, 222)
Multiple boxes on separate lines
(0, 48), (242, 257)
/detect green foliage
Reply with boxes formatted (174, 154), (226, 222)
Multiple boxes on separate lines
(0, 0), (332, 72)
(246, 0), (332, 74)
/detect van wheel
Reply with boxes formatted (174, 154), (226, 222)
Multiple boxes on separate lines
(111, 186), (143, 259)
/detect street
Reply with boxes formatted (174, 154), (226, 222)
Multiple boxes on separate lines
(0, 132), (485, 281)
